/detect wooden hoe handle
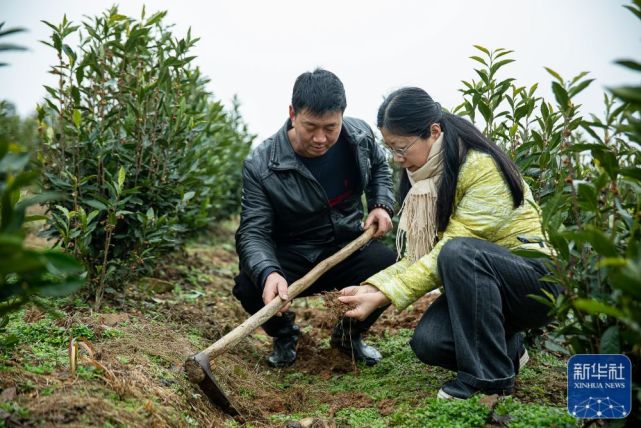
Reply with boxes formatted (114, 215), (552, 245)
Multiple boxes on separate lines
(197, 226), (376, 361)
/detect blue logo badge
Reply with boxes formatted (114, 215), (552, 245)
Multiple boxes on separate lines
(567, 354), (631, 419)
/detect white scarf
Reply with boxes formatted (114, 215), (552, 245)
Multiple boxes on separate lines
(396, 133), (445, 263)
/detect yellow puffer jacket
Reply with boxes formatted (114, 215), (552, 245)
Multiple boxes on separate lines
(366, 150), (550, 311)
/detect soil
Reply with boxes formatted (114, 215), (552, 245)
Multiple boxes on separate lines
(320, 290), (346, 329)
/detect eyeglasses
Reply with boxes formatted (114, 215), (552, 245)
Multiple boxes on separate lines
(384, 135), (421, 158)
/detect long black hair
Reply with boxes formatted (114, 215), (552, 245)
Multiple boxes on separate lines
(377, 87), (524, 232)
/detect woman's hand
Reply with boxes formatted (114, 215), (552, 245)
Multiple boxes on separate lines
(339, 284), (391, 321)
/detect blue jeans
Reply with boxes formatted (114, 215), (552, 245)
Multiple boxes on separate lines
(410, 237), (561, 390)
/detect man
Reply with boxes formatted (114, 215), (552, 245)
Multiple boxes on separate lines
(233, 68), (396, 368)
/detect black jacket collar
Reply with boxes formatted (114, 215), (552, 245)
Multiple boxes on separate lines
(268, 118), (361, 171)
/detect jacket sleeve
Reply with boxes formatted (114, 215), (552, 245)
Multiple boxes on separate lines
(365, 153), (510, 310)
(364, 128), (396, 214)
(235, 160), (280, 286)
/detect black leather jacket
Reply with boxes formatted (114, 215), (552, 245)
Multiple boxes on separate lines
(236, 117), (395, 286)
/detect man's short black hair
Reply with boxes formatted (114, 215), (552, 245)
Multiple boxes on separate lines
(291, 68), (347, 115)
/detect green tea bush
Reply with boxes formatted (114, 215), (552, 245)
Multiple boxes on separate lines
(1, 24), (84, 341)
(453, 1), (641, 417)
(0, 102), (38, 153)
(0, 116), (85, 335)
(36, 7), (253, 306)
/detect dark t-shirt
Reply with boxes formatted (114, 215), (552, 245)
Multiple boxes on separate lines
(296, 135), (359, 207)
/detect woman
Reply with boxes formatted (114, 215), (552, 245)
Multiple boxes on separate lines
(339, 87), (561, 399)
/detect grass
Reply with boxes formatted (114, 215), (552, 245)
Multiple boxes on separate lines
(495, 397), (580, 428)
(389, 397), (490, 428)
(327, 329), (450, 401)
(266, 329), (575, 426)
(336, 407), (388, 428)
(1, 313), (97, 377)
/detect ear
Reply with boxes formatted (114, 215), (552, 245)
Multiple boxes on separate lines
(288, 105), (296, 123)
(430, 123), (442, 139)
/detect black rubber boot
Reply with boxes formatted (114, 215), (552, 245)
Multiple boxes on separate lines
(330, 316), (382, 366)
(265, 312), (300, 368)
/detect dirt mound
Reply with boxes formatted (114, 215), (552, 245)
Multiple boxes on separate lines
(294, 332), (357, 378)
(370, 291), (440, 333)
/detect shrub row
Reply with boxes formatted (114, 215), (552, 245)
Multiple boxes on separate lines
(36, 8), (253, 306)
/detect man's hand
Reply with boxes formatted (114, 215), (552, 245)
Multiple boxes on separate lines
(364, 208), (392, 238)
(339, 284), (391, 321)
(263, 272), (290, 316)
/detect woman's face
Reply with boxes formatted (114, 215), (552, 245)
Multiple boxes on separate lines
(381, 124), (441, 172)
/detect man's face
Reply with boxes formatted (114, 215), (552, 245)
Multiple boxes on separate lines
(289, 106), (343, 158)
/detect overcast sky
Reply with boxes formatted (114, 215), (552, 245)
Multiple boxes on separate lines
(1, 1), (639, 143)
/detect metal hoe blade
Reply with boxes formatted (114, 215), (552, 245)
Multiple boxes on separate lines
(185, 353), (240, 416)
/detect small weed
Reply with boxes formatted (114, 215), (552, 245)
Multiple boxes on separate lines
(104, 391), (121, 403)
(21, 379), (36, 392)
(183, 413), (199, 427)
(224, 418), (241, 427)
(147, 353), (171, 369)
(116, 356), (130, 365)
(495, 397), (579, 428)
(72, 297), (91, 308)
(76, 365), (99, 380)
(0, 401), (30, 419)
(237, 387), (256, 398)
(171, 282), (206, 303)
(335, 407), (386, 428)
(389, 396), (490, 428)
(186, 332), (204, 348)
(24, 362), (55, 375)
(2, 314), (94, 353)
(269, 403), (331, 424)
(71, 324), (95, 339)
(101, 327), (124, 339)
(40, 387), (55, 396)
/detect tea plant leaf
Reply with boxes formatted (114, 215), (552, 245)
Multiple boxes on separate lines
(117, 166), (126, 191)
(619, 167), (641, 181)
(608, 262), (641, 300)
(469, 55), (487, 66)
(551, 82), (569, 110)
(615, 59), (641, 71)
(37, 277), (85, 297)
(563, 227), (618, 258)
(568, 78), (594, 98)
(83, 199), (107, 210)
(599, 325), (621, 354)
(544, 67), (563, 83)
(623, 3), (641, 21)
(573, 299), (625, 319)
(72, 109), (81, 128)
(146, 11), (167, 26)
(490, 59), (514, 76)
(610, 86), (641, 104)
